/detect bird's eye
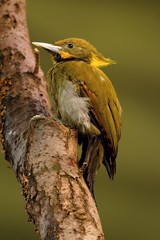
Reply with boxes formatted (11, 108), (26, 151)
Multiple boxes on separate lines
(67, 43), (74, 48)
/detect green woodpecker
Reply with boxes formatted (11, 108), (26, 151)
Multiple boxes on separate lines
(32, 38), (122, 196)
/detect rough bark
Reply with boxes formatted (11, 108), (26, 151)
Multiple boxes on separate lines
(0, 0), (104, 239)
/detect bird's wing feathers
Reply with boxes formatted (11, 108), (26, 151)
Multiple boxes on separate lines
(79, 77), (121, 178)
(63, 61), (122, 178)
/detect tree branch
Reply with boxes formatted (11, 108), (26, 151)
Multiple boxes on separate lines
(0, 0), (104, 239)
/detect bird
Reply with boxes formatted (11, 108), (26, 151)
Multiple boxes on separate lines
(32, 38), (122, 197)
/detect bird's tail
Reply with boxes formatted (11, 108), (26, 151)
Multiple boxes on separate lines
(102, 137), (118, 179)
(79, 135), (102, 199)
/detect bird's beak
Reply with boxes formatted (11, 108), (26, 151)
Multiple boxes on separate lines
(32, 42), (62, 53)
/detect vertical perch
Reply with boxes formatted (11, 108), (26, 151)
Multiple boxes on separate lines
(0, 0), (104, 239)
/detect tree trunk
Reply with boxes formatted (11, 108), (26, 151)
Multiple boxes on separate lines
(0, 0), (104, 239)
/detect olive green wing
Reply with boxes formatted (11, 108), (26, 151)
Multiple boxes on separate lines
(75, 63), (122, 178)
(64, 61), (122, 178)
(79, 81), (121, 177)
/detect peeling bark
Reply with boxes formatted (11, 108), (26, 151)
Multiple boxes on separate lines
(0, 0), (104, 239)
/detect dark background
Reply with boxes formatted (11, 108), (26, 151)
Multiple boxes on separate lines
(0, 1), (160, 239)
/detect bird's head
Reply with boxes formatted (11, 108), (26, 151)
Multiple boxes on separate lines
(32, 38), (116, 68)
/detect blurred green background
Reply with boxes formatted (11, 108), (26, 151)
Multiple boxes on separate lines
(0, 0), (160, 239)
